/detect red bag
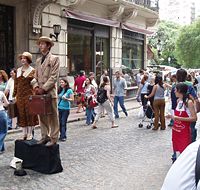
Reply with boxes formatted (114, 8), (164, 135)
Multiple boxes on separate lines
(88, 96), (98, 108)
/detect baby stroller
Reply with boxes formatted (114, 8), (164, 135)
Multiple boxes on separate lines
(138, 101), (154, 129)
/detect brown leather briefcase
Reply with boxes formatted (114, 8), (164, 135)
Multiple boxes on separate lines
(28, 95), (52, 115)
(8, 101), (18, 118)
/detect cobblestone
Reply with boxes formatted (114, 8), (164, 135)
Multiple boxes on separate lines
(1, 108), (199, 190)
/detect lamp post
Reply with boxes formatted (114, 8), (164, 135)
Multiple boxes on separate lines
(157, 39), (162, 57)
(49, 24), (61, 41)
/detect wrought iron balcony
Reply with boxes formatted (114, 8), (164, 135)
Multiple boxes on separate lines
(125, 0), (159, 12)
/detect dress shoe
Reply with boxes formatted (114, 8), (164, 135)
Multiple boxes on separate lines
(45, 141), (56, 147)
(37, 137), (50, 145)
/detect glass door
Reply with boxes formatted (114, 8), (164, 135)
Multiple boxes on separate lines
(95, 37), (109, 85)
(0, 4), (14, 73)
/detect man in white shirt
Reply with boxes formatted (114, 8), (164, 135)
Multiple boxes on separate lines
(161, 140), (200, 190)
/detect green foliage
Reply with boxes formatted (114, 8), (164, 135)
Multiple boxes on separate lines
(175, 19), (200, 68)
(148, 20), (181, 67)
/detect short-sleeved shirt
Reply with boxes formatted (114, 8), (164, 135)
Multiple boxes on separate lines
(58, 88), (73, 110)
(74, 76), (86, 93)
(5, 78), (14, 101)
(113, 77), (127, 97)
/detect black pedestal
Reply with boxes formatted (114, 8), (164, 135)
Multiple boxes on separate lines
(15, 139), (63, 174)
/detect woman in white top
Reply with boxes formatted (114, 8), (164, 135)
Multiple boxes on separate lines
(92, 76), (118, 129)
(0, 91), (9, 154)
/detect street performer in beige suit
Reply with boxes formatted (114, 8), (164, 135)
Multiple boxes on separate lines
(32, 36), (60, 146)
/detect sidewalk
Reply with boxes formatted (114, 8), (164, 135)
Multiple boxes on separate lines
(8, 98), (141, 134)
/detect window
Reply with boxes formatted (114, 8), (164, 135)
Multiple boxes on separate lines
(122, 30), (144, 87)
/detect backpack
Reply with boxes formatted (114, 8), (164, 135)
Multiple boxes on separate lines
(96, 88), (108, 104)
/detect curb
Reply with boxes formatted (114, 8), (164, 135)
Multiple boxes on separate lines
(8, 99), (141, 135)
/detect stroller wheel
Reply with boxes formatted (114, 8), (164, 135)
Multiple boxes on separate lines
(146, 125), (151, 129)
(138, 123), (143, 128)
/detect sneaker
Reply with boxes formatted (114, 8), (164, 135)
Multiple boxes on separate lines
(115, 115), (119, 119)
(60, 138), (66, 142)
(111, 125), (118, 128)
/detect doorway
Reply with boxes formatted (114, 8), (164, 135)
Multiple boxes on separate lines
(0, 4), (14, 73)
(95, 37), (109, 85)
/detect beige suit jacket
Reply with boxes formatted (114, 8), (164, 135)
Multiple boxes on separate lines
(32, 52), (60, 98)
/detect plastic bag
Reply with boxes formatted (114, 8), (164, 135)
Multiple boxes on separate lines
(138, 106), (144, 118)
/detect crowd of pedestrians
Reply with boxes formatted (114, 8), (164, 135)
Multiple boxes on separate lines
(0, 36), (200, 190)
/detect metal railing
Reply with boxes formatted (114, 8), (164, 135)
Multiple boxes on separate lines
(125, 0), (159, 12)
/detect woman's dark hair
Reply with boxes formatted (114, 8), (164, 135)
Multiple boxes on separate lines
(186, 74), (192, 82)
(141, 74), (148, 85)
(155, 74), (163, 88)
(176, 69), (187, 82)
(100, 76), (109, 88)
(84, 78), (92, 87)
(58, 78), (70, 94)
(175, 82), (189, 107)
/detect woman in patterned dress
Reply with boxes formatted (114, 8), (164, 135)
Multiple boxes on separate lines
(13, 52), (38, 140)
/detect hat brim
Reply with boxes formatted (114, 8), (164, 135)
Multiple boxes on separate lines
(36, 38), (54, 47)
(18, 54), (32, 63)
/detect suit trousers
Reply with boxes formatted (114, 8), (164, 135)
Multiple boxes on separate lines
(39, 98), (59, 142)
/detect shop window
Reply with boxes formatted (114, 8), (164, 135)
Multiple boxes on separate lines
(122, 30), (144, 87)
(68, 28), (92, 76)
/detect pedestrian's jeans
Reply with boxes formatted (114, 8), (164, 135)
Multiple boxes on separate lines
(113, 96), (127, 118)
(86, 107), (95, 125)
(0, 110), (8, 151)
(190, 121), (197, 143)
(58, 109), (70, 140)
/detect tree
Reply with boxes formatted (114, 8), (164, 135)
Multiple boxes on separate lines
(148, 20), (181, 67)
(175, 19), (200, 68)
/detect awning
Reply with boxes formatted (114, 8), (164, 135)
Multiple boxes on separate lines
(121, 23), (154, 35)
(64, 9), (120, 28)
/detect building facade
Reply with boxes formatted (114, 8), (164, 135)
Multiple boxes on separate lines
(0, 0), (158, 87)
(159, 0), (195, 25)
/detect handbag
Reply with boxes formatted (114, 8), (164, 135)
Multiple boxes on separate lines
(8, 101), (18, 118)
(88, 96), (98, 108)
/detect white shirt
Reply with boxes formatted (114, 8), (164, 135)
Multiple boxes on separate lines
(161, 140), (200, 190)
(5, 77), (14, 101)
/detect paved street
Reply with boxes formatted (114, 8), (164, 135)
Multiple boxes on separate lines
(1, 106), (197, 190)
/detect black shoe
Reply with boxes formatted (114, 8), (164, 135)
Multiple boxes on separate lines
(125, 112), (128, 117)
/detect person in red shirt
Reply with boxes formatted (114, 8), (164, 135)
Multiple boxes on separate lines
(74, 70), (86, 113)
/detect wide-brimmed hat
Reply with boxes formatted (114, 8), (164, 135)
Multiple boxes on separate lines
(18, 52), (32, 63)
(36, 36), (54, 47)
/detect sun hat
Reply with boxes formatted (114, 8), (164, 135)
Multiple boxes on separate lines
(36, 36), (54, 47)
(18, 52), (32, 63)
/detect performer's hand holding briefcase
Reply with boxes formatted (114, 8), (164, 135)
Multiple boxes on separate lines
(28, 95), (52, 115)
